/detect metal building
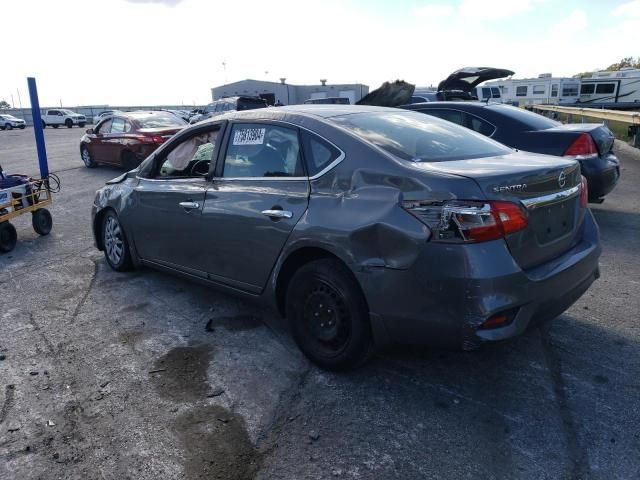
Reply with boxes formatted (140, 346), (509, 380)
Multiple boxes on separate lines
(211, 79), (369, 105)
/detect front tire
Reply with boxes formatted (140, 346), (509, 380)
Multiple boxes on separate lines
(6, 124), (12, 130)
(102, 211), (133, 271)
(65, 119), (73, 128)
(32, 209), (53, 235)
(286, 258), (372, 371)
(0, 221), (17, 253)
(81, 146), (96, 168)
(42, 121), (47, 129)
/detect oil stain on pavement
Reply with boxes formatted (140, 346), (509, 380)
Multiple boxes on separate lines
(150, 345), (212, 403)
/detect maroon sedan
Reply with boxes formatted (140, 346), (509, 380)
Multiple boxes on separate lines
(80, 111), (187, 169)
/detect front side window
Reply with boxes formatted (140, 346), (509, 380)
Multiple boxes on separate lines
(157, 129), (220, 178)
(96, 119), (112, 134)
(516, 86), (528, 97)
(223, 123), (303, 178)
(596, 83), (615, 94)
(332, 111), (510, 162)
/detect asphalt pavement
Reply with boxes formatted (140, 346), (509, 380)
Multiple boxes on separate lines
(0, 127), (638, 480)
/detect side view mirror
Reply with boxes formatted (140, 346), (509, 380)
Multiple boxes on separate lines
(86, 128), (94, 134)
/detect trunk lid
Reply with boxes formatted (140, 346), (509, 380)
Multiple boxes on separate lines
(541, 123), (615, 156)
(437, 67), (514, 93)
(411, 151), (584, 269)
(356, 80), (416, 107)
(138, 127), (183, 141)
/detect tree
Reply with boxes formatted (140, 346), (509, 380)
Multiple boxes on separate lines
(0, 100), (11, 109)
(606, 56), (640, 71)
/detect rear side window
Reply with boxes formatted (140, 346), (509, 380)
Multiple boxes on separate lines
(467, 115), (495, 136)
(420, 109), (465, 126)
(223, 123), (303, 178)
(487, 104), (560, 130)
(301, 131), (341, 176)
(332, 111), (510, 162)
(111, 118), (125, 133)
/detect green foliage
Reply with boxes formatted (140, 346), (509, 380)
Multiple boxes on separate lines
(606, 56), (640, 71)
(0, 100), (11, 109)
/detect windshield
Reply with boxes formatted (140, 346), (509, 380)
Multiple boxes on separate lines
(331, 111), (510, 162)
(61, 109), (76, 115)
(0, 114), (19, 120)
(488, 104), (560, 130)
(131, 112), (187, 128)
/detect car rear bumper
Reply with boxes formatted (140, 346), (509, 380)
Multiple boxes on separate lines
(581, 153), (620, 200)
(359, 209), (601, 350)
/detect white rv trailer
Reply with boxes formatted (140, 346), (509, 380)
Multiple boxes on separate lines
(576, 68), (640, 108)
(482, 73), (580, 106)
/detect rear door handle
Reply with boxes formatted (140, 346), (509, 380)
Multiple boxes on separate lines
(261, 209), (293, 219)
(179, 201), (200, 210)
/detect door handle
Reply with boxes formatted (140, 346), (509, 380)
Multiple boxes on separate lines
(261, 209), (293, 219)
(179, 201), (200, 210)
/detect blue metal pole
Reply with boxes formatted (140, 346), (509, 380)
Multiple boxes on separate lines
(27, 77), (49, 178)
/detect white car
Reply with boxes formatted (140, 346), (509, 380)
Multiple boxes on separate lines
(0, 114), (26, 130)
(41, 109), (87, 128)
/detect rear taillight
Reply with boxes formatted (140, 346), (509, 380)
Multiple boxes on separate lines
(135, 134), (164, 144)
(402, 200), (528, 243)
(564, 133), (598, 158)
(580, 175), (588, 208)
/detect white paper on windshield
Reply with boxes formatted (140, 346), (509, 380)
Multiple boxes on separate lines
(233, 128), (265, 146)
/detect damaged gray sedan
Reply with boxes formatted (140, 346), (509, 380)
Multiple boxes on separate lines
(92, 105), (601, 370)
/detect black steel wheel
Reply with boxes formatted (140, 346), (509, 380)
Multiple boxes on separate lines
(0, 221), (17, 253)
(32, 208), (53, 236)
(286, 258), (372, 370)
(102, 211), (133, 271)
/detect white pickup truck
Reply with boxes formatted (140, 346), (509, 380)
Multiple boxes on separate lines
(41, 109), (87, 128)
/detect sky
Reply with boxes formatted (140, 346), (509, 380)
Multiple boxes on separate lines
(1, 0), (638, 108)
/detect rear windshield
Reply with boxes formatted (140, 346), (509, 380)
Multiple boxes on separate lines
(487, 104), (560, 130)
(131, 112), (187, 128)
(331, 111), (510, 162)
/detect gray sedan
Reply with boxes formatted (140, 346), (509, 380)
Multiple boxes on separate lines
(91, 105), (601, 370)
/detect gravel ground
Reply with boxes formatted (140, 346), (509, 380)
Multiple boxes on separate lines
(0, 127), (639, 480)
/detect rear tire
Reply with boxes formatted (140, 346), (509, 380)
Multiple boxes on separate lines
(102, 211), (133, 271)
(286, 258), (372, 371)
(0, 221), (17, 253)
(32, 209), (53, 236)
(81, 146), (96, 168)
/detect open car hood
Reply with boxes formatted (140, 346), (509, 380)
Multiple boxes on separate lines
(437, 67), (514, 93)
(356, 80), (415, 107)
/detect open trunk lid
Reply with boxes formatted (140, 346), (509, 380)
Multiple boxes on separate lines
(356, 80), (416, 107)
(412, 151), (584, 270)
(437, 67), (514, 93)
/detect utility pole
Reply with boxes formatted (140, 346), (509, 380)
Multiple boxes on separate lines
(16, 89), (22, 108)
(10, 94), (15, 108)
